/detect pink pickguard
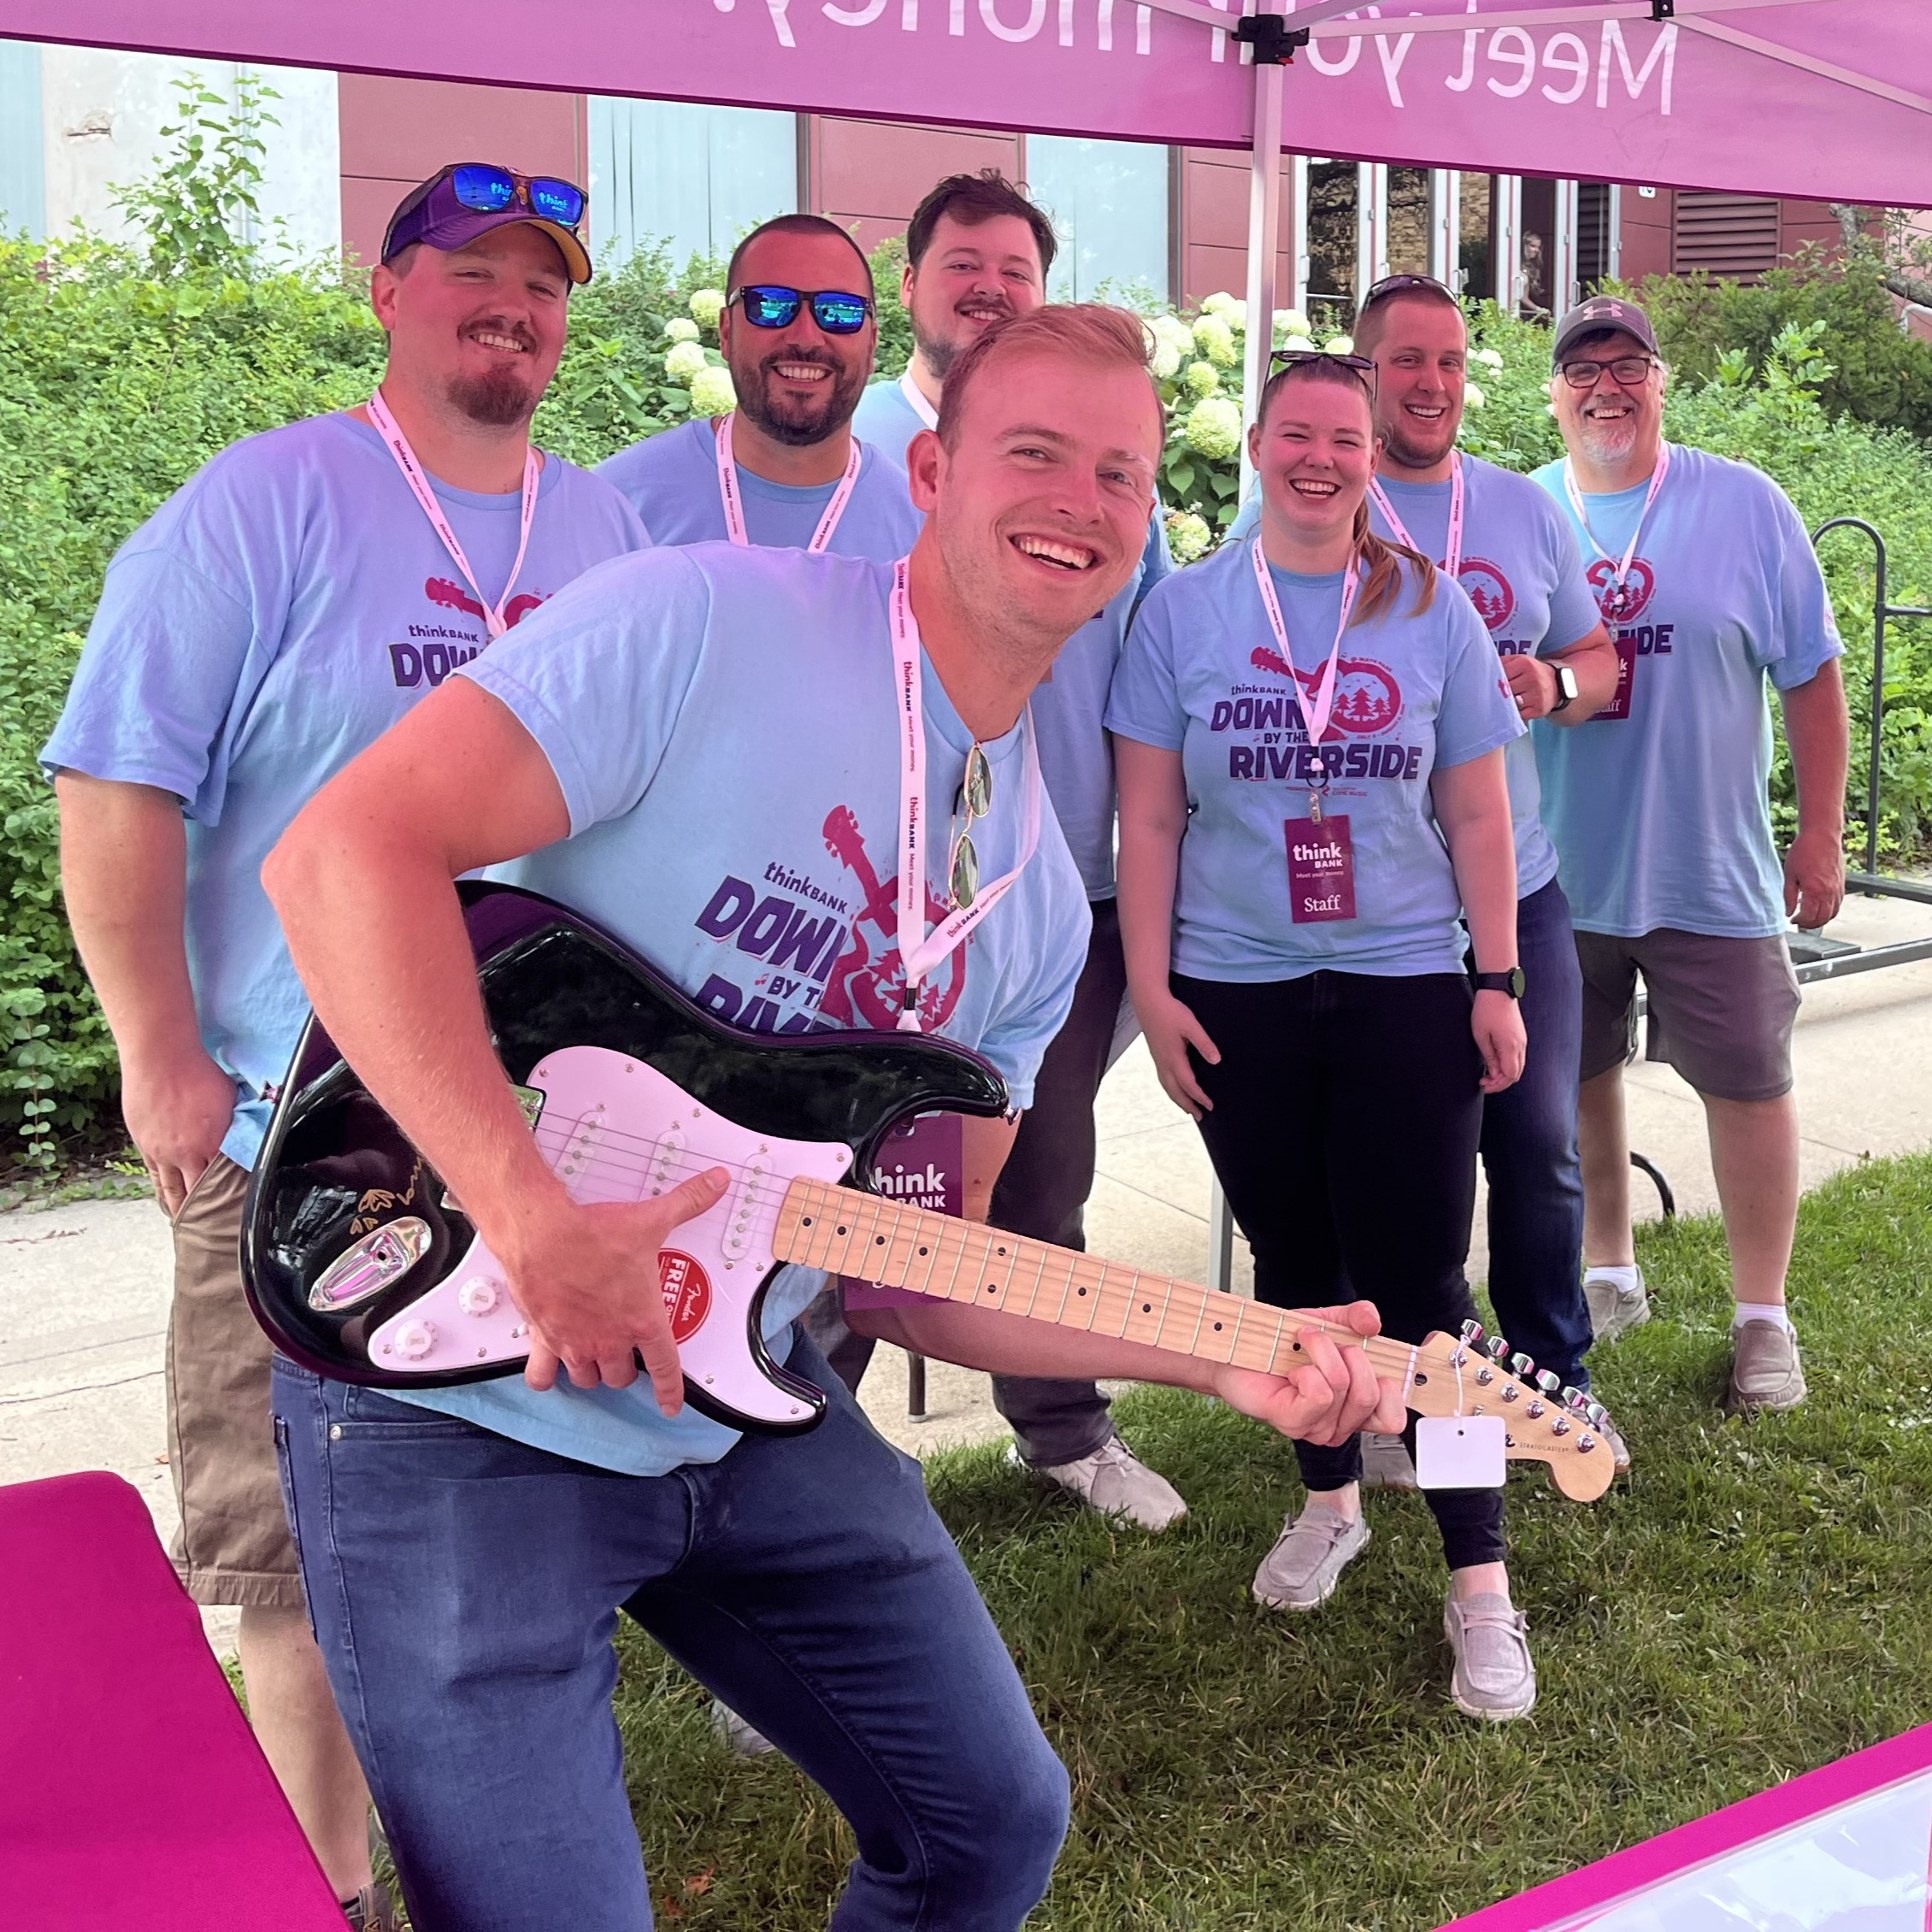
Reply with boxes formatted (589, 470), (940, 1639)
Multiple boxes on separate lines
(365, 1045), (855, 1425)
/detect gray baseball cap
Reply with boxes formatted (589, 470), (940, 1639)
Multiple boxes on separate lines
(1552, 295), (1660, 364)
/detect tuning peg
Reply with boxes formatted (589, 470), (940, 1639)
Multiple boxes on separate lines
(1534, 1370), (1562, 1397)
(1485, 1336), (1512, 1364)
(1585, 1399), (1609, 1430)
(1508, 1352), (1536, 1380)
(1461, 1319), (1486, 1346)
(1559, 1384), (1588, 1412)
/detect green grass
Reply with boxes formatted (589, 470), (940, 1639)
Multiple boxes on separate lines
(608, 1152), (1932, 1929)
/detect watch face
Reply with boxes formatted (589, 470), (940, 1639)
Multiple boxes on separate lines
(1555, 665), (1579, 704)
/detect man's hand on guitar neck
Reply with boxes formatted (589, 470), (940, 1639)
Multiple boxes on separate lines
(499, 1170), (731, 1404)
(1211, 1304), (1410, 1447)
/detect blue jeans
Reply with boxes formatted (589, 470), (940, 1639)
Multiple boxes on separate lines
(273, 1340), (1069, 1932)
(1476, 877), (1592, 1392)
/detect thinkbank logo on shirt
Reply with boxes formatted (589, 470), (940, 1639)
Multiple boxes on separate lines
(1217, 651), (1422, 782)
(386, 577), (551, 687)
(686, 804), (966, 1034)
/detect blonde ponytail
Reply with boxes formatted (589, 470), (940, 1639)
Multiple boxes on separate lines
(1350, 498), (1437, 627)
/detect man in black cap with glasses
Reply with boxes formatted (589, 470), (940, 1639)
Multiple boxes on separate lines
(44, 162), (645, 1930)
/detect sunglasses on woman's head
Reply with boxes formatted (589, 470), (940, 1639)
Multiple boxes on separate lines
(1269, 347), (1380, 396)
(730, 286), (875, 335)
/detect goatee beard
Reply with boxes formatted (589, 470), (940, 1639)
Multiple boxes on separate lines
(736, 357), (866, 446)
(1381, 419), (1457, 471)
(446, 366), (538, 430)
(1577, 412), (1639, 467)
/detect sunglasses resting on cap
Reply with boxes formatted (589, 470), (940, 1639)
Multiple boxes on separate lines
(382, 162), (593, 286)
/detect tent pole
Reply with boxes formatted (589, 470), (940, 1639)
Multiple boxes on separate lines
(1237, 31), (1285, 504)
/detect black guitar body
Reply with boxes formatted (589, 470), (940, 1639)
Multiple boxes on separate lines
(242, 881), (1010, 1418)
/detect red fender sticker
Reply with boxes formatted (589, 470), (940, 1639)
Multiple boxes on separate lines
(658, 1250), (713, 1342)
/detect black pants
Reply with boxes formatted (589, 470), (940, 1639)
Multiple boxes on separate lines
(1178, 969), (1505, 1572)
(806, 902), (1126, 1467)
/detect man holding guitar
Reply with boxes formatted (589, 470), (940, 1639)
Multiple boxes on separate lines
(263, 306), (1405, 1932)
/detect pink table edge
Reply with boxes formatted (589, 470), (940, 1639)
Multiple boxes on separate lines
(1436, 1720), (1932, 1930)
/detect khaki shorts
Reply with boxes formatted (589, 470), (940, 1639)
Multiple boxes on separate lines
(1576, 928), (1800, 1103)
(165, 1152), (304, 1609)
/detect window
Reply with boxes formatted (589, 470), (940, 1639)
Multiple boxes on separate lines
(1458, 174), (1495, 300)
(588, 98), (797, 269)
(0, 40), (44, 239)
(1385, 168), (1431, 277)
(1025, 135), (1169, 303)
(1304, 161), (1358, 331)
(1673, 193), (1781, 284)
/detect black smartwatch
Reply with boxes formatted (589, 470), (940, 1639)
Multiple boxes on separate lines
(1474, 968), (1527, 999)
(1551, 663), (1580, 714)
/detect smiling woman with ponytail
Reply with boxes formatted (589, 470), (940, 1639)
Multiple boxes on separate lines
(1108, 350), (1545, 1723)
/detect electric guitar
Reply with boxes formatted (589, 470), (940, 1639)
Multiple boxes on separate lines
(243, 883), (1617, 1503)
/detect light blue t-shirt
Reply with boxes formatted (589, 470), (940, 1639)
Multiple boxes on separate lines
(40, 413), (649, 1166)
(396, 543), (1091, 1476)
(855, 374), (1175, 897)
(1233, 458), (1599, 902)
(1107, 536), (1523, 981)
(851, 374), (934, 479)
(596, 415), (923, 561)
(1529, 444), (1843, 939)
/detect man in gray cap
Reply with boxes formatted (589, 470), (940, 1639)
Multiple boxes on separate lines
(44, 163), (645, 1928)
(1530, 296), (1849, 1415)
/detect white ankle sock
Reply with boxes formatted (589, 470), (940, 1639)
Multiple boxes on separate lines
(1734, 1300), (1793, 1333)
(1584, 1263), (1643, 1293)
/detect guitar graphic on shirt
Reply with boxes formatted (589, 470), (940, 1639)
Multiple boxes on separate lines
(425, 576), (545, 631)
(818, 806), (963, 1033)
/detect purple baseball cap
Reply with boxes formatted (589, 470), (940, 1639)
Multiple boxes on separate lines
(381, 163), (592, 285)
(1552, 294), (1660, 364)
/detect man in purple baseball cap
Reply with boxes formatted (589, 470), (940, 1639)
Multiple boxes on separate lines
(44, 160), (642, 1931)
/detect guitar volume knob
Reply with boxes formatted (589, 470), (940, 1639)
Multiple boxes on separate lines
(457, 1277), (501, 1316)
(394, 1320), (437, 1360)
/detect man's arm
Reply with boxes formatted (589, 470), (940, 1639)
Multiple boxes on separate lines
(1503, 622), (1621, 724)
(56, 775), (236, 1215)
(1431, 750), (1526, 1096)
(262, 677), (727, 1406)
(1781, 659), (1850, 930)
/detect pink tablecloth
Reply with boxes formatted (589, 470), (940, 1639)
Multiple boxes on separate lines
(0, 1470), (346, 1931)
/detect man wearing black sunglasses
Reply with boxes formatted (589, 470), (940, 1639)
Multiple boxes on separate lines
(599, 215), (920, 561)
(43, 162), (644, 1932)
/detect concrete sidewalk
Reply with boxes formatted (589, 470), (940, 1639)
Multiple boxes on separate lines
(5, 887), (1931, 1658)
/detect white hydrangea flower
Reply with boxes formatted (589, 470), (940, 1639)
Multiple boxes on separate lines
(1151, 311), (1194, 354)
(1321, 333), (1355, 355)
(1151, 339), (1182, 382)
(1183, 396), (1244, 462)
(1275, 309), (1313, 340)
(664, 317), (701, 345)
(664, 339), (710, 384)
(1464, 381), (1487, 409)
(1183, 359), (1221, 398)
(689, 364), (739, 415)
(1199, 290), (1242, 319)
(1164, 510), (1214, 565)
(1193, 315), (1240, 368)
(688, 289), (726, 330)
(1472, 346), (1505, 371)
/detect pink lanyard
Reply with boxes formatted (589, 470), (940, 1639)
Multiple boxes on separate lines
(1250, 538), (1362, 817)
(898, 368), (939, 431)
(1563, 442), (1672, 614)
(714, 414), (862, 553)
(366, 390), (539, 642)
(1369, 451), (1464, 578)
(889, 557), (1043, 1033)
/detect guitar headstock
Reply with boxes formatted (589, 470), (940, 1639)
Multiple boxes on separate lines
(1404, 1322), (1617, 1503)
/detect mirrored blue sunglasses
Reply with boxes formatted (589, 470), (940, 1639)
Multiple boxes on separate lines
(731, 285), (875, 334)
(449, 163), (586, 231)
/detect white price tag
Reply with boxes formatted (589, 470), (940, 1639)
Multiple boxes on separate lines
(1414, 1416), (1508, 1490)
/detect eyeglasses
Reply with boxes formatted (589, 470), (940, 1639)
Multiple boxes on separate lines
(1361, 272), (1457, 308)
(729, 286), (875, 335)
(1269, 347), (1379, 396)
(446, 163), (586, 231)
(1558, 355), (1659, 391)
(946, 746), (994, 911)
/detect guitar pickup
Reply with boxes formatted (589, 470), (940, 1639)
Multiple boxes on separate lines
(722, 1154), (775, 1263)
(646, 1121), (686, 1195)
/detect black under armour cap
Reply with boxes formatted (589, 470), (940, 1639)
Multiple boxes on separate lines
(1552, 295), (1660, 365)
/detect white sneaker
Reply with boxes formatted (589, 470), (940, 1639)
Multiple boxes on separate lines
(1016, 1435), (1188, 1532)
(1252, 1505), (1369, 1611)
(710, 1699), (776, 1758)
(1359, 1431), (1417, 1489)
(1443, 1591), (1537, 1722)
(1584, 1267), (1652, 1346)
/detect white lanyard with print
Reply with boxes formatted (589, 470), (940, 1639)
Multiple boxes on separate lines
(714, 413), (863, 553)
(366, 389), (539, 642)
(1563, 441), (1671, 621)
(1249, 538), (1362, 822)
(898, 368), (940, 432)
(889, 557), (1043, 1033)
(1369, 451), (1464, 580)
